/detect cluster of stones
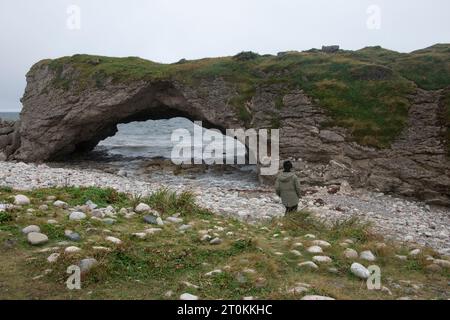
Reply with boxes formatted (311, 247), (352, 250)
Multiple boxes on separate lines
(2, 183), (449, 299)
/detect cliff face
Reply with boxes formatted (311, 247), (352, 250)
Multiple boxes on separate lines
(1, 46), (450, 205)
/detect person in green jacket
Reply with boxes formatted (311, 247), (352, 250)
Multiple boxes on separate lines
(275, 161), (301, 213)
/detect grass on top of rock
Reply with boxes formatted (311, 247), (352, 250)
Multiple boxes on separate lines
(1, 186), (449, 300)
(38, 44), (450, 149)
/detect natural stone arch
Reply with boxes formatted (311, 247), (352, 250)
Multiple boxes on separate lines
(2, 55), (450, 205)
(13, 77), (243, 162)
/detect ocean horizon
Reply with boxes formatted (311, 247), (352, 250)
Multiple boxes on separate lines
(0, 111), (20, 121)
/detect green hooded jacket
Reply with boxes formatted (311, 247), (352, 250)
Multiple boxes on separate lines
(275, 172), (301, 208)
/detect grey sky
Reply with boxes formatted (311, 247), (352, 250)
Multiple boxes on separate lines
(1, 0), (449, 111)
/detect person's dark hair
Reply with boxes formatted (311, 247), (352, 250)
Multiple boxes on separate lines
(283, 161), (293, 172)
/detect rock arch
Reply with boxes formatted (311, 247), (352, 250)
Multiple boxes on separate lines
(1, 58), (450, 205)
(11, 69), (243, 162)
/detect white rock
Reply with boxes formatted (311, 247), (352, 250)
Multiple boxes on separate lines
(79, 258), (98, 273)
(179, 224), (192, 231)
(92, 246), (112, 252)
(312, 256), (333, 263)
(301, 295), (335, 300)
(298, 261), (319, 270)
(27, 232), (48, 245)
(328, 267), (339, 274)
(85, 200), (98, 210)
(243, 268), (256, 274)
(382, 286), (393, 295)
(145, 228), (162, 235)
(105, 236), (122, 244)
(69, 211), (87, 221)
(205, 269), (222, 276)
(164, 290), (173, 298)
(360, 250), (376, 261)
(304, 234), (316, 239)
(47, 253), (60, 263)
(22, 225), (40, 234)
(132, 233), (147, 239)
(307, 246), (323, 254)
(14, 195), (30, 206)
(53, 200), (68, 209)
(167, 216), (183, 224)
(395, 255), (408, 261)
(65, 246), (82, 254)
(344, 248), (359, 259)
(311, 240), (331, 248)
(409, 249), (421, 257)
(135, 203), (151, 213)
(433, 259), (450, 268)
(201, 234), (212, 242)
(180, 293), (199, 300)
(181, 281), (200, 289)
(37, 247), (60, 253)
(350, 263), (370, 279)
(290, 250), (302, 257)
(210, 237), (222, 245)
(156, 217), (164, 226)
(287, 283), (311, 294)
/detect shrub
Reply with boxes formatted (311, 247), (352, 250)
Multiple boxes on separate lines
(233, 51), (260, 61)
(0, 211), (13, 223)
(144, 188), (199, 216)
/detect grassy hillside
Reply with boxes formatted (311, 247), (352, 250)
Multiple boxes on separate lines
(37, 44), (450, 149)
(1, 186), (449, 300)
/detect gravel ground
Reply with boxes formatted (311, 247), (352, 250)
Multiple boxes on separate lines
(1, 161), (449, 255)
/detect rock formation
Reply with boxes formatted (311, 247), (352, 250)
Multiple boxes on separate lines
(1, 46), (450, 205)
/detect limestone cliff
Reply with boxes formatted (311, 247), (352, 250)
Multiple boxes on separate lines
(1, 45), (449, 205)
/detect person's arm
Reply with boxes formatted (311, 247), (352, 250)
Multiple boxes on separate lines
(275, 178), (281, 197)
(294, 176), (301, 197)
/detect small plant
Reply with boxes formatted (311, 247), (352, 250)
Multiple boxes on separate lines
(283, 210), (326, 233)
(143, 188), (203, 217)
(0, 186), (13, 193)
(328, 217), (374, 242)
(0, 211), (13, 224)
(41, 223), (65, 240)
(129, 194), (143, 209)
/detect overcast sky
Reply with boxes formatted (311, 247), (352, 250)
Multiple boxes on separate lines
(1, 0), (449, 111)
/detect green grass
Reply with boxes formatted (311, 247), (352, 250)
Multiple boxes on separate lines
(29, 187), (129, 208)
(140, 187), (210, 218)
(0, 211), (13, 223)
(36, 44), (450, 148)
(0, 186), (449, 300)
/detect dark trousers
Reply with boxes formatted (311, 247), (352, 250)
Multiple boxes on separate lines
(285, 205), (298, 214)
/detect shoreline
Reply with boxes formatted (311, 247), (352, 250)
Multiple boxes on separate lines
(0, 161), (449, 256)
